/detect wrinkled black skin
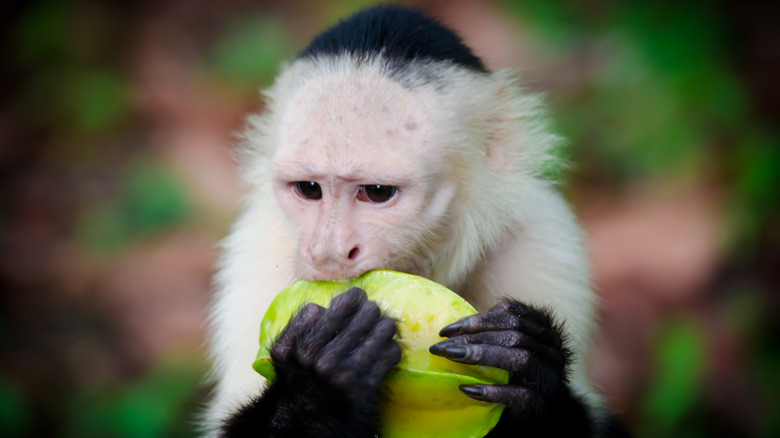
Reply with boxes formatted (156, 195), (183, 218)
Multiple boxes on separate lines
(221, 288), (631, 437)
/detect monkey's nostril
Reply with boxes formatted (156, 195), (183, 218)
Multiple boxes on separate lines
(347, 247), (360, 260)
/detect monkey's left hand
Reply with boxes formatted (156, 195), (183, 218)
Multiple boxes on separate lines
(429, 300), (571, 419)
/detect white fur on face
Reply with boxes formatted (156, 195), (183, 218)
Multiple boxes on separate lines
(271, 69), (454, 280)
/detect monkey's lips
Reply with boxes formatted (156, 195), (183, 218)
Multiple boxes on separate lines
(253, 270), (508, 438)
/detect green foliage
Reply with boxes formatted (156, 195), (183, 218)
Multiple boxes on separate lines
(640, 318), (708, 437)
(14, 0), (72, 67)
(0, 377), (31, 437)
(501, 0), (584, 46)
(726, 132), (780, 252)
(725, 289), (780, 438)
(63, 358), (206, 438)
(13, 0), (131, 135)
(78, 162), (193, 254)
(61, 68), (130, 134)
(617, 1), (747, 128)
(506, 0), (749, 184)
(205, 17), (295, 92)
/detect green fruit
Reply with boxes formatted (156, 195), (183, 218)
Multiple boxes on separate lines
(253, 270), (508, 438)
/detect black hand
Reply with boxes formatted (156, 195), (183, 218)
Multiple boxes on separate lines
(429, 300), (570, 418)
(222, 288), (401, 438)
(272, 287), (401, 406)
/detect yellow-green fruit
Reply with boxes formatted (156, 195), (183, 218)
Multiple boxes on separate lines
(253, 270), (508, 438)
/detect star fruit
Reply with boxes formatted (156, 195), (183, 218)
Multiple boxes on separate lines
(253, 270), (508, 438)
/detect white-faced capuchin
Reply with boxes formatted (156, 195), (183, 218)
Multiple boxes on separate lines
(204, 5), (631, 438)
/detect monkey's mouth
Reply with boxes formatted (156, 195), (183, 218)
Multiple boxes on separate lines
(299, 267), (367, 283)
(301, 264), (423, 283)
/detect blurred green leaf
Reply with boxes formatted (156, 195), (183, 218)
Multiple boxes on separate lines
(61, 68), (130, 133)
(0, 377), (31, 436)
(734, 134), (780, 218)
(122, 164), (193, 234)
(65, 357), (206, 438)
(206, 17), (294, 91)
(502, 0), (583, 46)
(724, 288), (780, 438)
(618, 1), (747, 126)
(722, 131), (780, 253)
(78, 161), (193, 253)
(642, 319), (707, 435)
(14, 0), (72, 67)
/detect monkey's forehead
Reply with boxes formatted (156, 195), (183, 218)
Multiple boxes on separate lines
(272, 64), (449, 173)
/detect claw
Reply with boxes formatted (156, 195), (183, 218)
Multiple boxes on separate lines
(439, 345), (468, 359)
(439, 320), (464, 337)
(428, 339), (459, 355)
(460, 385), (484, 399)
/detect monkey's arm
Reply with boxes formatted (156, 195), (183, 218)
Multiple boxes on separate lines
(221, 288), (401, 438)
(431, 300), (630, 437)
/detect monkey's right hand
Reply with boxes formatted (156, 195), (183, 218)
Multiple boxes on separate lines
(271, 287), (401, 406)
(221, 288), (400, 437)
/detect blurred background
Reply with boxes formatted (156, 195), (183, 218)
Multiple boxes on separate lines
(0, 0), (778, 436)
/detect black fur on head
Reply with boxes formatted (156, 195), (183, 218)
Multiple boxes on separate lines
(298, 5), (488, 73)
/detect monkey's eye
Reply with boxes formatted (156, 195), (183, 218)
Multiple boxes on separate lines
(294, 181), (322, 200)
(358, 185), (396, 203)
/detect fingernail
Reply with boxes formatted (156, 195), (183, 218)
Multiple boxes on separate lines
(429, 339), (456, 355)
(441, 345), (467, 359)
(460, 385), (483, 398)
(439, 321), (463, 336)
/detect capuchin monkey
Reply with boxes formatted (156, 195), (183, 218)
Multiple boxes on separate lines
(205, 5), (630, 438)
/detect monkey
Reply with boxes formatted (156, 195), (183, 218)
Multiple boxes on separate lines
(204, 5), (630, 438)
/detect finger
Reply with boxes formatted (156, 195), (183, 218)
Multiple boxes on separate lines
(356, 316), (399, 357)
(323, 289), (377, 354)
(439, 312), (518, 335)
(299, 288), (367, 358)
(440, 313), (520, 336)
(296, 289), (366, 366)
(363, 323), (402, 386)
(460, 384), (533, 410)
(439, 312), (558, 343)
(272, 303), (325, 360)
(430, 331), (560, 363)
(429, 343), (530, 371)
(315, 300), (382, 371)
(489, 300), (553, 328)
(430, 335), (566, 379)
(330, 287), (369, 310)
(329, 317), (400, 393)
(329, 300), (381, 349)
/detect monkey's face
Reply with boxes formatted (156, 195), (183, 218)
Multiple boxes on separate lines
(270, 69), (456, 281)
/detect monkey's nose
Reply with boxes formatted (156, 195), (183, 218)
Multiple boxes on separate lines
(310, 244), (360, 263)
(306, 244), (363, 280)
(330, 244), (361, 268)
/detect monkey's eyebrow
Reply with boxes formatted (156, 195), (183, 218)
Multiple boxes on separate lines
(273, 161), (410, 185)
(271, 161), (323, 180)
